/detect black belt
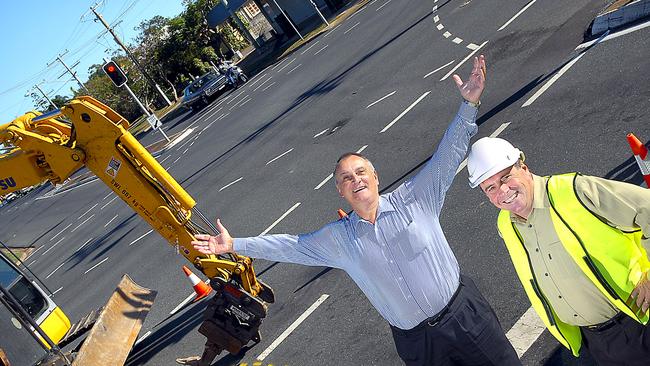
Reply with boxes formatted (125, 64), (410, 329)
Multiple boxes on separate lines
(406, 280), (464, 332)
(584, 312), (626, 332)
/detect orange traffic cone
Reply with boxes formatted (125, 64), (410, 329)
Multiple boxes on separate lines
(182, 266), (212, 302)
(337, 208), (348, 219)
(626, 133), (650, 188)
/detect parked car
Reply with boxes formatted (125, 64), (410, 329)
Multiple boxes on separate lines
(181, 71), (228, 110)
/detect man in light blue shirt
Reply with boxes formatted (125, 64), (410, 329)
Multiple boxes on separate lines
(193, 55), (519, 365)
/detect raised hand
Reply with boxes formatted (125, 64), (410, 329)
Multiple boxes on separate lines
(191, 219), (234, 255)
(452, 54), (486, 104)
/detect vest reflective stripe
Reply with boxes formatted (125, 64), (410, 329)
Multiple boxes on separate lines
(497, 173), (649, 356)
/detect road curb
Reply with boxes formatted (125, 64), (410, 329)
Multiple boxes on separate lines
(591, 0), (650, 35)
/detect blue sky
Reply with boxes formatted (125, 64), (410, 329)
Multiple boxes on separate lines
(0, 0), (185, 121)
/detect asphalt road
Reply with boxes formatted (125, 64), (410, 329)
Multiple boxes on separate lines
(2, 0), (650, 365)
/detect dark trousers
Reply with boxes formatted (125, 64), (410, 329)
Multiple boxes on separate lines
(581, 312), (650, 366)
(390, 275), (520, 366)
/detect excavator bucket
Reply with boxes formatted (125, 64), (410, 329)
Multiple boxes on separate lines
(72, 275), (156, 366)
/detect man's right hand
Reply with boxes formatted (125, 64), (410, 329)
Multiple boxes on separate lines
(192, 219), (234, 255)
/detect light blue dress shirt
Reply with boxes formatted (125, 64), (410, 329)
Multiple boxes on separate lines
(234, 101), (478, 329)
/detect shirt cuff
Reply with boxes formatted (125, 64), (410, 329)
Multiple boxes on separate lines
(458, 100), (479, 122)
(233, 238), (247, 253)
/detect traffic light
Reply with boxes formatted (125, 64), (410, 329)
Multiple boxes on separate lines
(102, 60), (128, 87)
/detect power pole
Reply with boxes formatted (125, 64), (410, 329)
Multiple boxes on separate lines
(90, 3), (173, 106)
(47, 50), (90, 94)
(30, 84), (57, 110)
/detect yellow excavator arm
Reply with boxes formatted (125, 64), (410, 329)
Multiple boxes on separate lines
(1, 96), (274, 362)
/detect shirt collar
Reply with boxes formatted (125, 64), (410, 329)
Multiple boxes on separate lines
(350, 195), (395, 226)
(510, 174), (549, 223)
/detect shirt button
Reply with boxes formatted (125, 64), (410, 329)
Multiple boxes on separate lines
(398, 277), (403, 281)
(558, 295), (562, 299)
(535, 248), (539, 252)
(389, 260), (394, 264)
(528, 224), (533, 228)
(544, 273), (549, 276)
(574, 314), (578, 317)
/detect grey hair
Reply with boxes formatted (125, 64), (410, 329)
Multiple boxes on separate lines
(333, 152), (375, 184)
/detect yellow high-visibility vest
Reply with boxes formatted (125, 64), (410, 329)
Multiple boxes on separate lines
(497, 172), (649, 356)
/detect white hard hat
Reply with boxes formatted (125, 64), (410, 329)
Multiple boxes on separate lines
(467, 137), (523, 188)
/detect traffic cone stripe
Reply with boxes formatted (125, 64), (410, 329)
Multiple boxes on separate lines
(627, 133), (650, 188)
(182, 265), (212, 302)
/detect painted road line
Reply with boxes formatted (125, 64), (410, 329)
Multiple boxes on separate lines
(366, 91), (396, 109)
(42, 237), (65, 257)
(424, 60), (455, 79)
(443, 31), (451, 38)
(287, 64), (302, 75)
(522, 52), (586, 107)
(134, 331), (152, 346)
(203, 106), (224, 121)
(356, 145), (368, 153)
(50, 287), (63, 296)
(26, 246), (43, 259)
(577, 20), (648, 49)
(75, 237), (94, 253)
(498, 0), (536, 31)
(266, 148), (294, 166)
(256, 294), (330, 361)
(441, 41), (488, 81)
(433, 15), (439, 23)
(101, 196), (117, 210)
(344, 21), (361, 35)
(456, 122), (511, 175)
(466, 43), (479, 50)
(160, 156), (171, 164)
(314, 173), (334, 190)
(202, 121), (215, 132)
(246, 73), (267, 88)
(314, 45), (329, 56)
(102, 192), (113, 200)
(301, 41), (320, 55)
(229, 95), (250, 110)
(376, 0), (392, 11)
(262, 82), (276, 92)
(182, 148), (189, 155)
(217, 112), (230, 121)
(84, 257), (109, 274)
(46, 261), (67, 279)
(239, 98), (251, 108)
(104, 214), (119, 228)
(77, 204), (98, 220)
(71, 214), (95, 233)
(227, 89), (247, 105)
(271, 58), (290, 71)
(219, 177), (244, 192)
(51, 223), (72, 241)
(253, 76), (273, 92)
(436, 24), (444, 30)
(129, 229), (154, 246)
(452, 37), (463, 44)
(259, 202), (301, 235)
(276, 58), (296, 73)
(313, 128), (329, 138)
(380, 91), (431, 133)
(324, 24), (342, 38)
(506, 307), (546, 357)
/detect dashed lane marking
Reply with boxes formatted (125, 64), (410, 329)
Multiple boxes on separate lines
(380, 91), (430, 133)
(266, 148), (294, 166)
(344, 21), (361, 34)
(104, 214), (119, 228)
(366, 91), (396, 109)
(50, 223), (72, 241)
(259, 202), (301, 236)
(84, 257), (109, 274)
(424, 60), (455, 79)
(262, 82), (276, 92)
(129, 229), (154, 246)
(521, 52), (586, 107)
(287, 64), (302, 75)
(101, 196), (117, 210)
(42, 237), (65, 257)
(315, 174), (334, 190)
(498, 0), (537, 31)
(440, 41), (488, 81)
(301, 41), (320, 55)
(71, 214), (95, 233)
(314, 45), (329, 56)
(507, 307), (546, 357)
(219, 177), (244, 192)
(376, 0), (392, 11)
(313, 128), (328, 138)
(276, 58), (296, 73)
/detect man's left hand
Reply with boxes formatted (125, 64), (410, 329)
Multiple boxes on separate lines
(630, 271), (650, 314)
(452, 54), (486, 104)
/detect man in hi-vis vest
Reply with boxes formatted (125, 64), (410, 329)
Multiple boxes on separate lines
(466, 137), (650, 365)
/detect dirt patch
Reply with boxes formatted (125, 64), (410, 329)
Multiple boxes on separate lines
(1, 247), (34, 263)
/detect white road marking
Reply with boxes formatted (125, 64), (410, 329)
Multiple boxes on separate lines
(182, 148), (189, 155)
(433, 15), (439, 23)
(229, 95), (250, 110)
(104, 214), (119, 228)
(253, 76), (273, 92)
(246, 73), (267, 88)
(262, 82), (276, 91)
(102, 192), (113, 200)
(50, 223), (72, 241)
(42, 237), (65, 256)
(452, 37), (463, 44)
(129, 229), (154, 246)
(51, 287), (63, 296)
(46, 261), (67, 279)
(344, 21), (361, 35)
(287, 63), (302, 75)
(71, 214), (95, 233)
(324, 24), (342, 38)
(577, 20), (649, 49)
(380, 91), (431, 133)
(376, 0), (392, 11)
(423, 60), (455, 79)
(239, 98), (251, 108)
(75, 237), (94, 253)
(506, 307), (546, 357)
(498, 0), (537, 31)
(456, 122), (511, 175)
(259, 202), (301, 235)
(266, 148), (294, 166)
(134, 331), (152, 346)
(216, 113), (228, 121)
(356, 145), (368, 153)
(202, 121), (215, 132)
(366, 91), (396, 109)
(443, 31), (451, 38)
(313, 128), (329, 138)
(271, 58), (290, 71)
(436, 24), (444, 30)
(314, 173), (334, 190)
(84, 257), (109, 274)
(301, 41), (320, 55)
(227, 89), (247, 105)
(466, 43), (479, 50)
(522, 52), (586, 107)
(256, 294), (330, 361)
(219, 177), (244, 192)
(203, 106), (224, 121)
(101, 196), (118, 210)
(276, 58), (296, 73)
(314, 45), (329, 56)
(160, 156), (171, 163)
(440, 41), (488, 81)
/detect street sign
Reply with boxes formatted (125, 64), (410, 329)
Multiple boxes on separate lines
(146, 114), (161, 130)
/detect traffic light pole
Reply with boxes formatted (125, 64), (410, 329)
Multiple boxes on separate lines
(123, 83), (170, 142)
